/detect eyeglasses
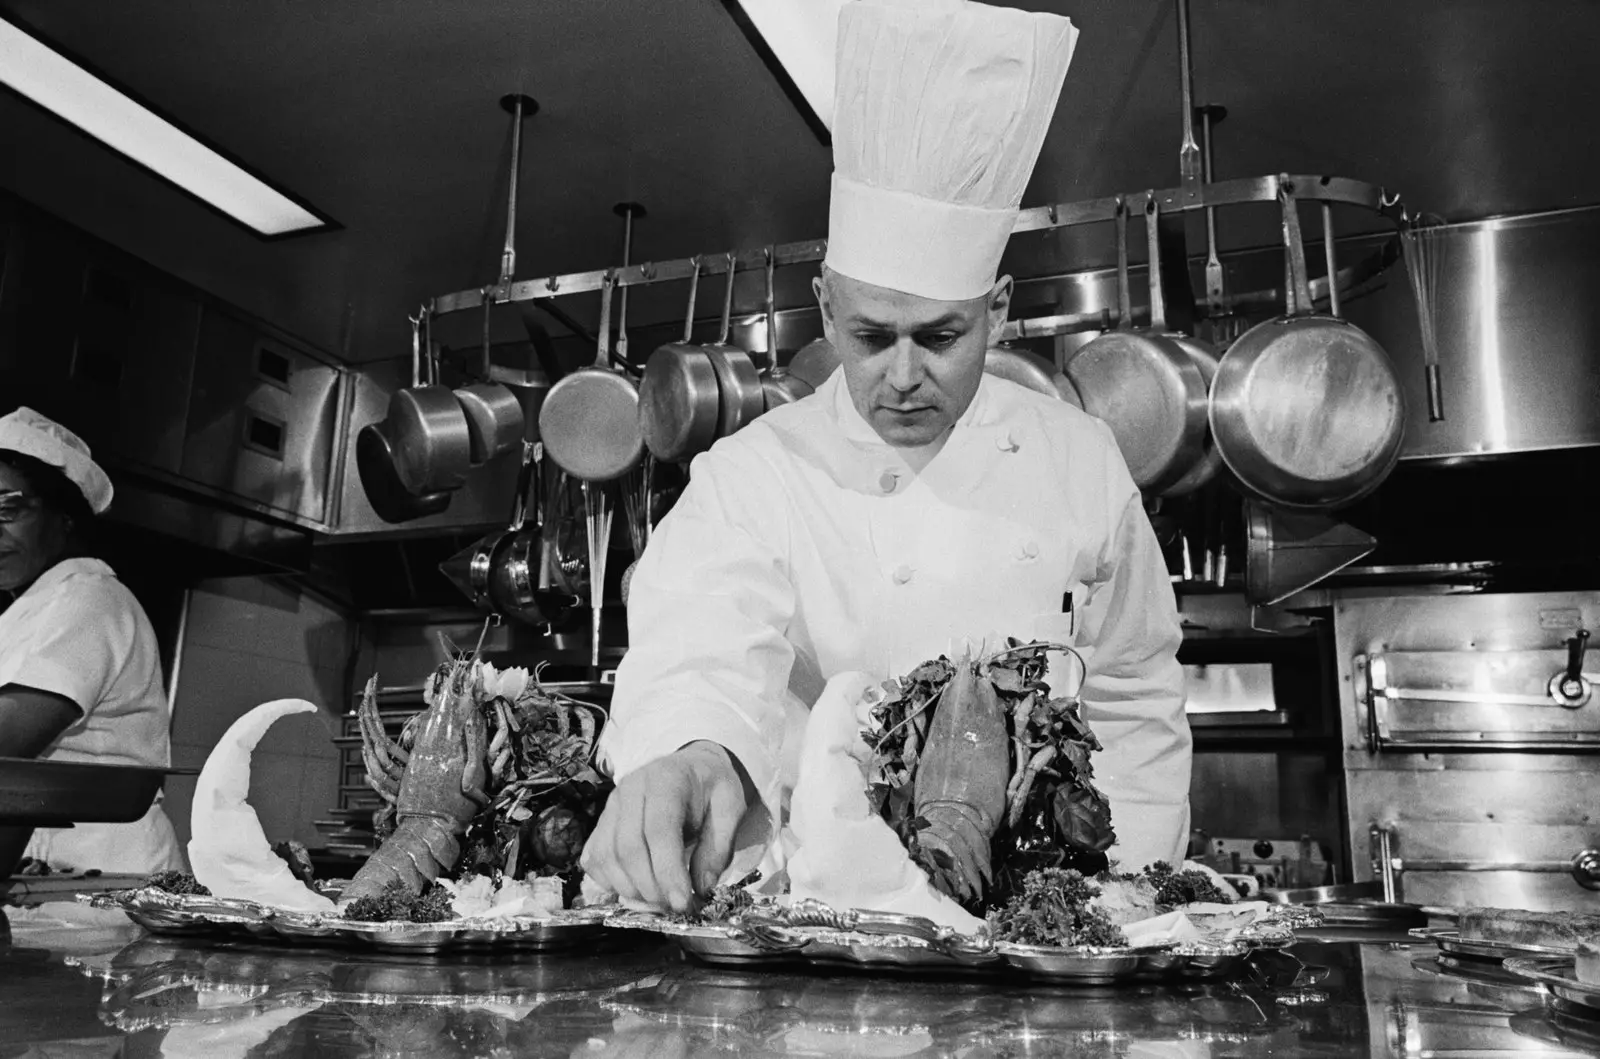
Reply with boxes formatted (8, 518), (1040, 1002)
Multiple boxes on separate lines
(0, 491), (39, 525)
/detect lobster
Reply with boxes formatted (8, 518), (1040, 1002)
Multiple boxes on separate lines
(342, 662), (489, 904)
(912, 653), (1010, 905)
(864, 640), (1113, 910)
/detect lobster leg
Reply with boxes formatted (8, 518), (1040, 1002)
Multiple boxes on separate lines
(359, 678), (408, 775)
(364, 762), (399, 804)
(461, 704), (490, 807)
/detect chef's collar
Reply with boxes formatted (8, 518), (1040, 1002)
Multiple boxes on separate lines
(827, 368), (994, 448)
(5, 556), (112, 605)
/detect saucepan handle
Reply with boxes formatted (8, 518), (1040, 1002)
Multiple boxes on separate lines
(1278, 177), (1314, 318)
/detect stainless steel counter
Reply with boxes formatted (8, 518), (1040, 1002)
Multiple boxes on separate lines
(2, 911), (1598, 1058)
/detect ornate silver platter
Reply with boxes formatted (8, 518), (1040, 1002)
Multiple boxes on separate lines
(1504, 958), (1600, 1019)
(66, 934), (672, 1033)
(606, 899), (1317, 985)
(81, 887), (611, 954)
(1411, 927), (1575, 966)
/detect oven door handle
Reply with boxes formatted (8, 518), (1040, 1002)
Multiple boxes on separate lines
(1371, 825), (1600, 892)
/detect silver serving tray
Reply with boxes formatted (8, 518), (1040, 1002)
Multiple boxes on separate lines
(1504, 958), (1600, 1018)
(82, 887), (610, 954)
(605, 900), (1315, 985)
(1411, 927), (1576, 965)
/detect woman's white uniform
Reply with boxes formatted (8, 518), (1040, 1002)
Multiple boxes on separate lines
(0, 556), (183, 872)
(600, 369), (1191, 872)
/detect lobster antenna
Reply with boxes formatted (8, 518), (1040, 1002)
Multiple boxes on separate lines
(472, 614), (500, 661)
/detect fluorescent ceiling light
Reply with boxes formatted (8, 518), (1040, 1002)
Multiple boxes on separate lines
(722, 0), (849, 143)
(0, 14), (330, 237)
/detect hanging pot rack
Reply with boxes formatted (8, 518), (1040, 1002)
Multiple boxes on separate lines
(428, 173), (1404, 344)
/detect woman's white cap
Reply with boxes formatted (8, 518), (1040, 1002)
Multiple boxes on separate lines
(824, 0), (1079, 301)
(0, 407), (114, 514)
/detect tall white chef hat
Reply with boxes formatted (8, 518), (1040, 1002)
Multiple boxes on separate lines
(0, 407), (114, 514)
(824, 0), (1078, 301)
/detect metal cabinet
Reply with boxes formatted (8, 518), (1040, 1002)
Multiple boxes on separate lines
(182, 306), (342, 526)
(68, 252), (201, 475)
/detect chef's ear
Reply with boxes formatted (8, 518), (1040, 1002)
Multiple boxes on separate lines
(987, 275), (1015, 335)
(813, 270), (836, 342)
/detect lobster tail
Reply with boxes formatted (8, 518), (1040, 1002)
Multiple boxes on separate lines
(340, 818), (459, 904)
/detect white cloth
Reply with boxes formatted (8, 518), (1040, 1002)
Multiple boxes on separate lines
(825, 0), (1078, 299)
(600, 371), (1191, 878)
(0, 557), (181, 873)
(187, 699), (335, 913)
(0, 406), (113, 513)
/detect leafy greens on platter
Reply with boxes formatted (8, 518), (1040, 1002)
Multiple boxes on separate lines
(861, 639), (1115, 911)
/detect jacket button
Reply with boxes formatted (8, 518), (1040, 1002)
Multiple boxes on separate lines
(892, 565), (914, 585)
(879, 470), (899, 494)
(996, 432), (1019, 452)
(1023, 541), (1039, 559)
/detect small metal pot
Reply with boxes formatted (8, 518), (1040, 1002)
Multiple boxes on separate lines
(701, 253), (766, 436)
(1065, 196), (1208, 494)
(538, 273), (646, 482)
(1158, 337), (1223, 496)
(787, 336), (841, 390)
(389, 312), (473, 495)
(454, 296), (527, 464)
(757, 249), (814, 410)
(1210, 179), (1405, 510)
(356, 421), (450, 524)
(639, 257), (722, 463)
(984, 345), (1062, 399)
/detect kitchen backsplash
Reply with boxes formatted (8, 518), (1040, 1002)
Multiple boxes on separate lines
(163, 577), (363, 855)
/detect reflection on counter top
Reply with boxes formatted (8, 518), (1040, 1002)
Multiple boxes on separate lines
(3, 913), (1600, 1058)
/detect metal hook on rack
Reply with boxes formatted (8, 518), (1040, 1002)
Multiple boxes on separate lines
(613, 203), (646, 369)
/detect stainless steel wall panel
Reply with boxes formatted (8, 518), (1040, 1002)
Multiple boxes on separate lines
(1338, 208), (1600, 460)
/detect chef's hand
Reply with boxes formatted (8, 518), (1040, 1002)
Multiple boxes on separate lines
(581, 741), (752, 914)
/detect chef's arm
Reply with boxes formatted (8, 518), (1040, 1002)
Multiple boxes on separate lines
(599, 446), (796, 809)
(0, 684), (79, 758)
(1075, 489), (1191, 872)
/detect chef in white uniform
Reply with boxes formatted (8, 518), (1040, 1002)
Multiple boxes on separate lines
(0, 407), (183, 875)
(584, 0), (1189, 914)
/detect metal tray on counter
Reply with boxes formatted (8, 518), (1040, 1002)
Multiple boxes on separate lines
(1411, 927), (1575, 965)
(82, 887), (612, 954)
(605, 900), (1320, 986)
(1504, 958), (1600, 1020)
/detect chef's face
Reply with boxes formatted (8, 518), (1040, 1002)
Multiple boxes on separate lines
(815, 268), (1012, 447)
(0, 462), (70, 593)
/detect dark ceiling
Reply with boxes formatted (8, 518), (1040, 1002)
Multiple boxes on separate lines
(2, 0), (1595, 366)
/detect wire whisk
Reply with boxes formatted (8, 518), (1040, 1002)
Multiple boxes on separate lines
(1400, 213), (1448, 422)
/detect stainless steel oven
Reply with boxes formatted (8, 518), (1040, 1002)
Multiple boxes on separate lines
(1335, 589), (1600, 911)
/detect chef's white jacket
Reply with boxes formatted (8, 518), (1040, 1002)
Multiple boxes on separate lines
(600, 371), (1191, 870)
(0, 557), (183, 873)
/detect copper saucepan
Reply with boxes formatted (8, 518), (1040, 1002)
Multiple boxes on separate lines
(1065, 196), (1207, 494)
(1142, 195), (1224, 498)
(702, 253), (766, 437)
(758, 246), (814, 411)
(455, 294), (527, 465)
(538, 273), (646, 482)
(984, 344), (1063, 400)
(638, 256), (722, 463)
(1209, 178), (1405, 510)
(388, 311), (474, 495)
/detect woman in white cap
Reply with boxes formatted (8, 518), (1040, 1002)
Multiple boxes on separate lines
(583, 0), (1189, 916)
(0, 407), (183, 875)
